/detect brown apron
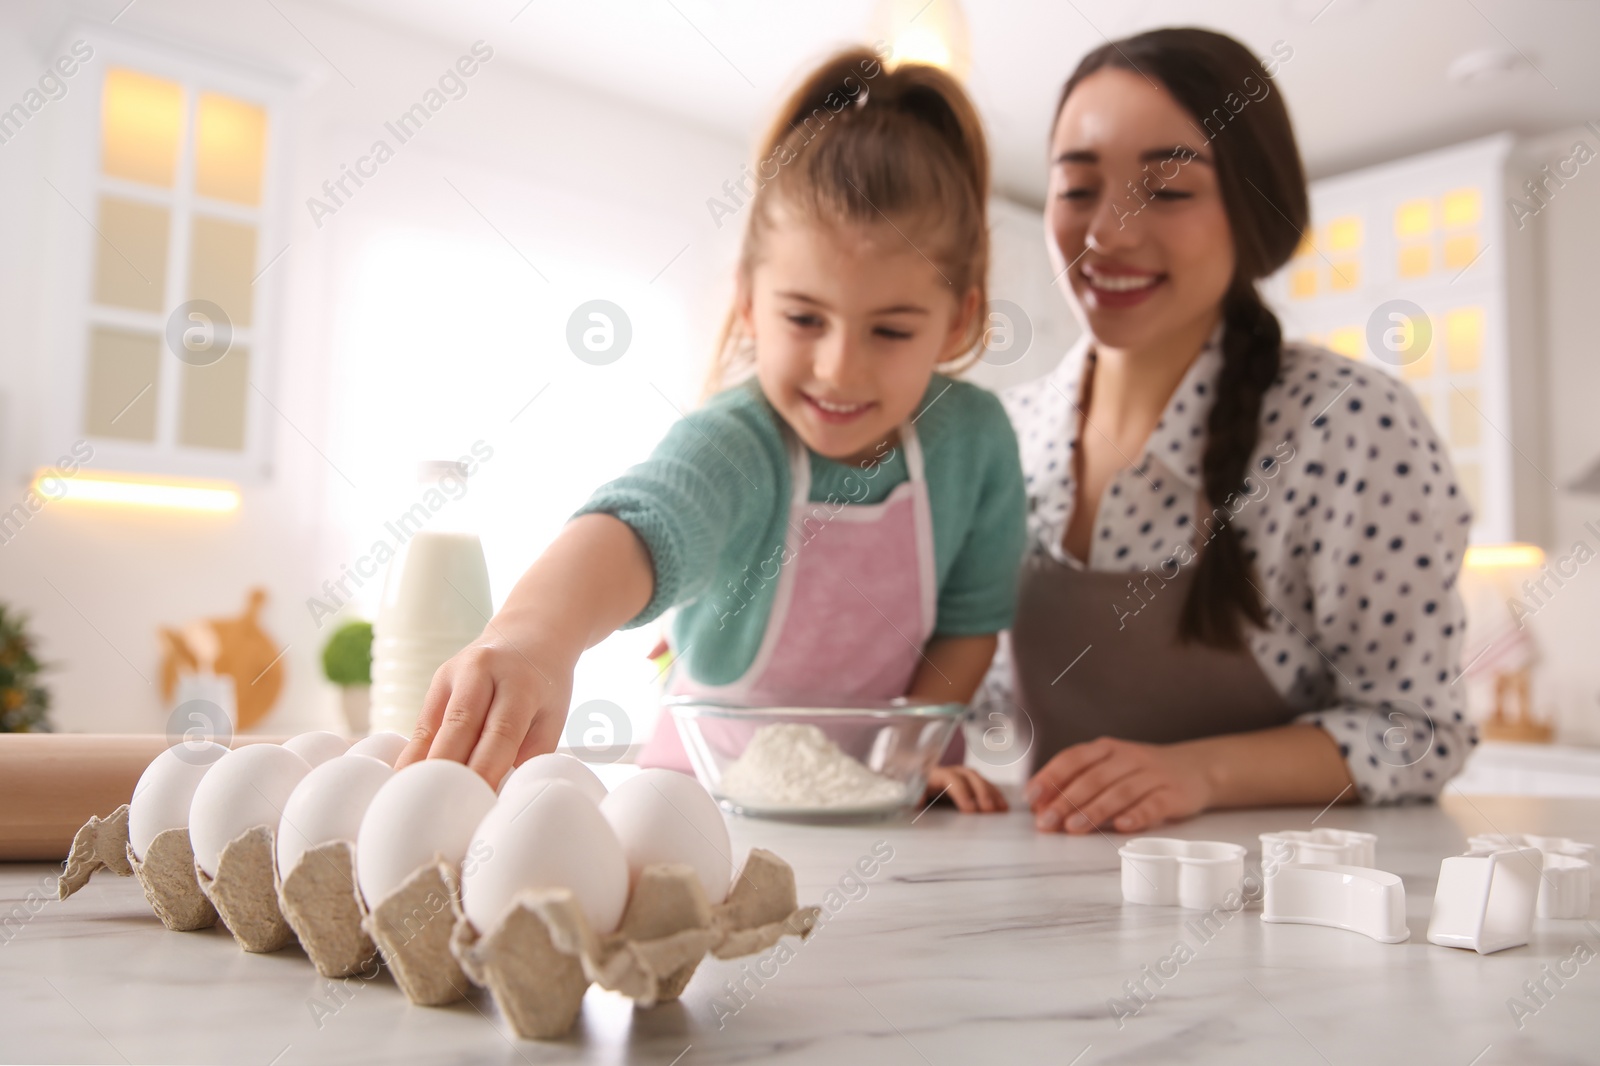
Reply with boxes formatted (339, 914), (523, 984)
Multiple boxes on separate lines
(1008, 547), (1295, 772)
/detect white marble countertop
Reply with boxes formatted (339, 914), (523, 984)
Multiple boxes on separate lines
(1453, 740), (1600, 798)
(3, 787), (1597, 1065)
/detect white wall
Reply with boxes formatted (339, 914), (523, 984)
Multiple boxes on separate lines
(964, 196), (1079, 394)
(0, 0), (747, 737)
(5, 2), (1595, 751)
(1518, 123), (1600, 744)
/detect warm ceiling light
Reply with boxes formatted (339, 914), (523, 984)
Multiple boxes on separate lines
(1463, 543), (1545, 571)
(872, 0), (971, 79)
(38, 471), (241, 512)
(892, 25), (952, 69)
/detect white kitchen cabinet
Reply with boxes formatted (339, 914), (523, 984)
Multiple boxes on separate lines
(1262, 133), (1553, 547)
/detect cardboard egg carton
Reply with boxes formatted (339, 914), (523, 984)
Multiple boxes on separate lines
(57, 805), (373, 972)
(58, 807), (819, 1040)
(60, 807), (297, 954)
(449, 846), (820, 1040)
(358, 858), (473, 1006)
(276, 839), (380, 978)
(57, 803), (217, 932)
(194, 824), (296, 953)
(58, 804), (133, 890)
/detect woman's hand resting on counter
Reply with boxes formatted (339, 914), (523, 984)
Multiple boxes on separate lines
(1023, 736), (1213, 834)
(1022, 726), (1358, 833)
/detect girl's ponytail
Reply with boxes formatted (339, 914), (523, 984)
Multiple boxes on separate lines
(706, 49), (990, 395)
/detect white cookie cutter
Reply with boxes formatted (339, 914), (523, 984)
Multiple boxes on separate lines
(1118, 837), (1246, 910)
(1466, 833), (1595, 863)
(1260, 828), (1377, 869)
(1466, 833), (1594, 919)
(1427, 846), (1542, 954)
(1535, 854), (1592, 920)
(1260, 863), (1408, 943)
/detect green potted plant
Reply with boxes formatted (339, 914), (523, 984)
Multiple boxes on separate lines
(321, 620), (373, 735)
(0, 604), (53, 733)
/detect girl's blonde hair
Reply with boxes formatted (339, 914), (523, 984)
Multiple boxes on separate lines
(705, 47), (990, 396)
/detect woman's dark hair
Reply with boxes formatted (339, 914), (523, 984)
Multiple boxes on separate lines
(1055, 28), (1309, 649)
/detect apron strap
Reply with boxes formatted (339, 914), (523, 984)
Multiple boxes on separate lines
(783, 422), (922, 500)
(783, 425), (812, 509)
(899, 422), (925, 483)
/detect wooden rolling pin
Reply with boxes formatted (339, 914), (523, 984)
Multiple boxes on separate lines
(0, 733), (296, 862)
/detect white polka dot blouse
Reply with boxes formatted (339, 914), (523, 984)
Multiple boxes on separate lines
(990, 321), (1479, 803)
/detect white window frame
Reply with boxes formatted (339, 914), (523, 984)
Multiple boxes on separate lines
(41, 23), (295, 484)
(1263, 133), (1541, 547)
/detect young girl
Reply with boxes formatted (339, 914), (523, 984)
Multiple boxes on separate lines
(395, 49), (1024, 814)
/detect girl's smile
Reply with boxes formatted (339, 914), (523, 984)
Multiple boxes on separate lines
(800, 392), (878, 425)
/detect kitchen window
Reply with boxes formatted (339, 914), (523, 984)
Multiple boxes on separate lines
(44, 29), (292, 484)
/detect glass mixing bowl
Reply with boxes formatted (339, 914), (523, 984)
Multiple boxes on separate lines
(663, 697), (965, 821)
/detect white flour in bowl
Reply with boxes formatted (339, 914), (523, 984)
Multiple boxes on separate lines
(717, 723), (905, 810)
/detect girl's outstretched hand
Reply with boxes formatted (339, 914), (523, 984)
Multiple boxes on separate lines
(923, 765), (1008, 813)
(393, 631), (577, 790)
(392, 513), (655, 789)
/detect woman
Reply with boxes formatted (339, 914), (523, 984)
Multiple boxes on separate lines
(987, 27), (1477, 834)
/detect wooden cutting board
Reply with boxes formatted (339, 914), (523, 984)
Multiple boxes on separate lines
(0, 733), (295, 861)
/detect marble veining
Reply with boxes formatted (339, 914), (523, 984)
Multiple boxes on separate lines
(2, 790), (1596, 1064)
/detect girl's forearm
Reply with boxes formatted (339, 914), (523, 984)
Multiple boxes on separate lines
(906, 634), (998, 705)
(491, 513), (655, 657)
(1183, 722), (1356, 810)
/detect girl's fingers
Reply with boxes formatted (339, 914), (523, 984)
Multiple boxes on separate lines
(934, 765), (966, 806)
(975, 774), (1008, 813)
(509, 704), (559, 771)
(940, 772), (977, 812)
(1024, 737), (1118, 810)
(421, 665), (496, 766)
(394, 662), (458, 770)
(930, 770), (1007, 814)
(466, 683), (533, 790)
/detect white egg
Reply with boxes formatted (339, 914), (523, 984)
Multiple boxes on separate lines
(128, 742), (228, 861)
(355, 759), (497, 908)
(275, 754), (394, 880)
(188, 744), (313, 878)
(599, 769), (731, 905)
(346, 732), (408, 766)
(462, 779), (629, 935)
(282, 730), (350, 767)
(498, 753), (607, 805)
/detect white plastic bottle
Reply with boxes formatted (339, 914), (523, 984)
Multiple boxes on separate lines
(369, 461), (493, 737)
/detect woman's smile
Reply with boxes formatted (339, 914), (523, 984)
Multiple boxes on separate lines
(1080, 260), (1168, 309)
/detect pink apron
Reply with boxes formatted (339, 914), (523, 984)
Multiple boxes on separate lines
(637, 421), (965, 772)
